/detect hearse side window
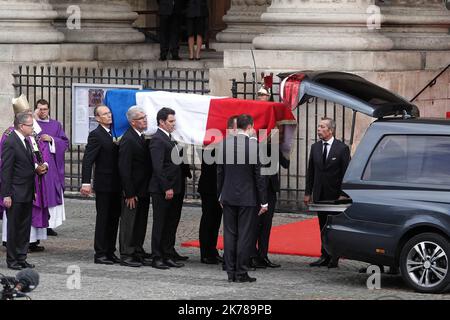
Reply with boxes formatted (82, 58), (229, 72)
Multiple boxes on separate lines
(363, 135), (450, 186)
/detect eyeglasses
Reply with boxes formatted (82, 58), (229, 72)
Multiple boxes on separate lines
(21, 123), (33, 127)
(134, 116), (147, 121)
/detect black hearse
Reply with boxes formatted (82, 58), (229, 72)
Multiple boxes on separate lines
(282, 71), (450, 293)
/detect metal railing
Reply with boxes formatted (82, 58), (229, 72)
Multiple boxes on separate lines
(12, 66), (210, 199)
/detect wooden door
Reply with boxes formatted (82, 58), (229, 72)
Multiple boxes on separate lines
(208, 0), (231, 43)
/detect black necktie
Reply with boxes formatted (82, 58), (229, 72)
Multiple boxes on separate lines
(24, 138), (33, 158)
(141, 134), (145, 142)
(322, 142), (328, 165)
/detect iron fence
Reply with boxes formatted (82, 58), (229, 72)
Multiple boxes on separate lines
(231, 72), (357, 212)
(12, 65), (209, 200)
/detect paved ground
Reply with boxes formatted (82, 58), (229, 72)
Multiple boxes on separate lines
(0, 198), (449, 300)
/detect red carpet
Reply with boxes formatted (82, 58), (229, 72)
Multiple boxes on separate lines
(181, 218), (321, 257)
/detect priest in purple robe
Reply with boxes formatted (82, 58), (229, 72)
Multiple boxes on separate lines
(33, 99), (69, 236)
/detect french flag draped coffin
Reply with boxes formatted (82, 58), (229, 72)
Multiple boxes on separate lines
(105, 90), (297, 156)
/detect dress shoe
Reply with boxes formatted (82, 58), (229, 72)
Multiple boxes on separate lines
(94, 256), (114, 265)
(28, 244), (45, 253)
(201, 257), (219, 265)
(327, 258), (339, 269)
(235, 273), (256, 283)
(3, 241), (7, 247)
(20, 261), (35, 268)
(47, 228), (58, 236)
(108, 253), (121, 264)
(8, 264), (23, 270)
(309, 256), (330, 267)
(152, 259), (170, 270)
(171, 55), (182, 61)
(159, 56), (167, 61)
(263, 257), (281, 268)
(136, 256), (153, 266)
(164, 258), (184, 268)
(216, 255), (224, 263)
(250, 257), (267, 269)
(120, 258), (142, 267)
(173, 252), (189, 261)
(227, 273), (235, 283)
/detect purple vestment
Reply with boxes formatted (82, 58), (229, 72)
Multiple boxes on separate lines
(36, 119), (69, 207)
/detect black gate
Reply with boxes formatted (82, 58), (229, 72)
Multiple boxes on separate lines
(231, 72), (358, 212)
(12, 66), (209, 200)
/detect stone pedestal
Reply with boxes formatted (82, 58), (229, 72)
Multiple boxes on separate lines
(0, 0), (64, 43)
(213, 0), (270, 51)
(49, 0), (145, 43)
(252, 0), (393, 51)
(379, 0), (450, 50)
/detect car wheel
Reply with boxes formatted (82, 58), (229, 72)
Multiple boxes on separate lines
(399, 233), (450, 293)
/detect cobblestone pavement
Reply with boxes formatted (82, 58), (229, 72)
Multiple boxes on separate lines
(0, 198), (449, 300)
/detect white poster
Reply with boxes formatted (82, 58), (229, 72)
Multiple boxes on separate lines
(71, 83), (142, 145)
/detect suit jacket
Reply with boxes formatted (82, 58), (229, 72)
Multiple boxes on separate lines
(81, 125), (121, 193)
(0, 131), (35, 203)
(118, 127), (152, 198)
(149, 128), (191, 195)
(305, 138), (350, 202)
(197, 149), (217, 196)
(186, 0), (208, 18)
(158, 0), (185, 15)
(217, 134), (267, 207)
(265, 146), (290, 194)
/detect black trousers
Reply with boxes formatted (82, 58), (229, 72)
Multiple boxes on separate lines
(94, 192), (122, 258)
(199, 194), (222, 259)
(253, 190), (277, 259)
(159, 14), (181, 57)
(151, 192), (184, 259)
(223, 205), (257, 276)
(318, 212), (330, 258)
(119, 196), (150, 259)
(6, 201), (32, 266)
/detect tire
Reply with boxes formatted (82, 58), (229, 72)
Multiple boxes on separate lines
(399, 233), (450, 293)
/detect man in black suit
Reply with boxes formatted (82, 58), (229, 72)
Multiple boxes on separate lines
(80, 105), (121, 265)
(217, 114), (267, 283)
(1, 112), (47, 270)
(118, 106), (152, 268)
(149, 107), (192, 269)
(250, 126), (290, 269)
(304, 117), (350, 268)
(157, 0), (184, 61)
(198, 115), (238, 265)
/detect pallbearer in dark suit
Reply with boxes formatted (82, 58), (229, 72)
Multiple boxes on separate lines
(81, 105), (122, 265)
(198, 115), (238, 265)
(250, 127), (290, 269)
(304, 117), (350, 268)
(1, 111), (47, 270)
(149, 107), (191, 269)
(217, 114), (267, 283)
(118, 107), (152, 268)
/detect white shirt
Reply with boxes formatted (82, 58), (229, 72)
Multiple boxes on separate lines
(158, 127), (171, 138)
(322, 136), (334, 159)
(100, 125), (111, 135)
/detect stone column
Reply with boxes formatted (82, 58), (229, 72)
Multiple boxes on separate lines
(214, 0), (271, 50)
(252, 0), (393, 51)
(379, 0), (450, 50)
(0, 0), (64, 43)
(49, 0), (145, 43)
